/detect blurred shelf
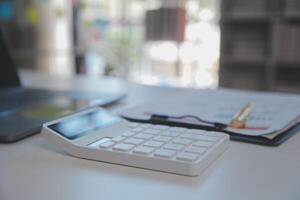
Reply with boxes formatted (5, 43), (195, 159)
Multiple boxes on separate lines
(219, 0), (300, 92)
(221, 55), (268, 66)
(282, 12), (300, 23)
(219, 64), (267, 90)
(276, 60), (300, 67)
(274, 81), (300, 93)
(221, 12), (271, 23)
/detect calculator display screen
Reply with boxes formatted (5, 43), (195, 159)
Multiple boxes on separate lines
(49, 109), (121, 140)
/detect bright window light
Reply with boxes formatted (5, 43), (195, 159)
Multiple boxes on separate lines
(148, 41), (179, 63)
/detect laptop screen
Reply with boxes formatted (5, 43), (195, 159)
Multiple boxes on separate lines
(0, 31), (20, 89)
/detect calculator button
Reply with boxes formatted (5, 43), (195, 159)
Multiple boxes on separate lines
(139, 124), (151, 129)
(143, 129), (161, 135)
(128, 122), (139, 128)
(131, 127), (144, 132)
(154, 149), (176, 158)
(134, 133), (153, 140)
(122, 131), (136, 137)
(187, 129), (206, 135)
(198, 135), (219, 142)
(153, 136), (172, 142)
(172, 138), (192, 145)
(170, 127), (186, 132)
(193, 140), (213, 147)
(143, 140), (164, 148)
(133, 146), (155, 155)
(152, 125), (169, 130)
(99, 141), (115, 149)
(124, 138), (144, 145)
(164, 143), (185, 151)
(113, 143), (135, 152)
(161, 131), (180, 137)
(181, 133), (205, 140)
(185, 146), (207, 154)
(89, 138), (111, 147)
(206, 131), (225, 138)
(111, 136), (126, 142)
(176, 152), (199, 162)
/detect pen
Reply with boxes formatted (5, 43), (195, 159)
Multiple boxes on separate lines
(230, 102), (254, 128)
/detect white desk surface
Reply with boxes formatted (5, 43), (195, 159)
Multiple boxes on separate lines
(1, 71), (300, 200)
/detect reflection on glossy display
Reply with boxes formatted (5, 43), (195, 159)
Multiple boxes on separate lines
(49, 109), (120, 140)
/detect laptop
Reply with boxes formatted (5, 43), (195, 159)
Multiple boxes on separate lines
(0, 32), (125, 143)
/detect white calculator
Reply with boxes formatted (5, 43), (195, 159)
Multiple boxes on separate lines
(42, 107), (229, 176)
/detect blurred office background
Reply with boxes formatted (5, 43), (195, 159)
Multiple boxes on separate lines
(0, 0), (300, 92)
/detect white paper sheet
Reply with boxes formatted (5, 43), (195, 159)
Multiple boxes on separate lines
(121, 88), (300, 136)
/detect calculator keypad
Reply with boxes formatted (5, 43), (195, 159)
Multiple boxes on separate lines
(113, 143), (135, 152)
(176, 152), (199, 162)
(154, 149), (176, 158)
(90, 122), (226, 163)
(99, 141), (116, 148)
(133, 146), (155, 155)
